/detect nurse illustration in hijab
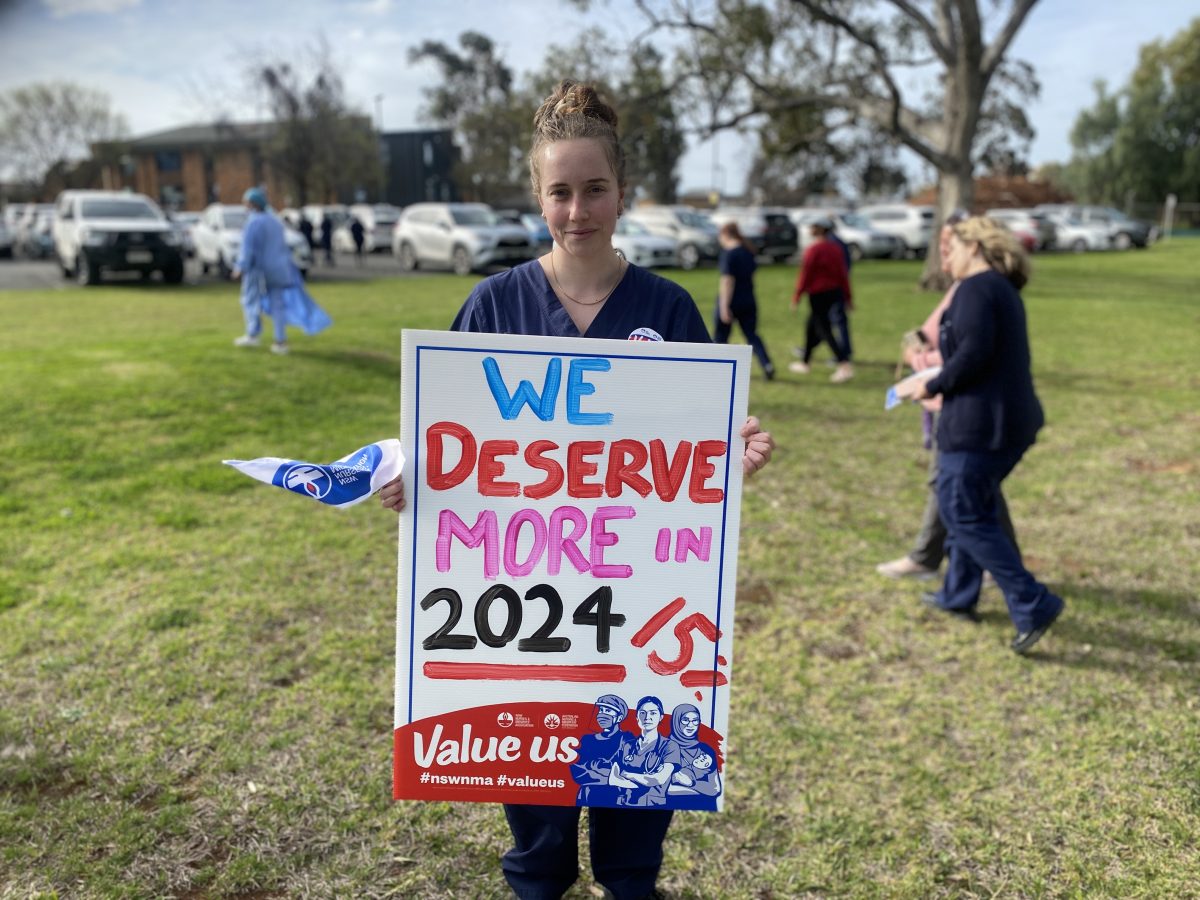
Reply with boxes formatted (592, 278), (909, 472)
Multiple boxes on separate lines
(665, 703), (722, 810)
(570, 694), (635, 806)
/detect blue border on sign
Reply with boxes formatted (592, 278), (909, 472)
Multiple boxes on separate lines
(406, 344), (740, 731)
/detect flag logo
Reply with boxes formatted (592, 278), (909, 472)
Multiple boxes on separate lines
(283, 464), (332, 500)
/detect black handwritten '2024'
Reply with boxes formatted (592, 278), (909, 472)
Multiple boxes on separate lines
(421, 584), (626, 653)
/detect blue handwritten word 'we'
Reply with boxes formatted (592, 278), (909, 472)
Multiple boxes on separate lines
(482, 357), (613, 425)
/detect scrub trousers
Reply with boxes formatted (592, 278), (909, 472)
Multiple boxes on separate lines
(933, 446), (1063, 632)
(502, 803), (673, 900)
(241, 285), (287, 343)
(713, 302), (774, 375)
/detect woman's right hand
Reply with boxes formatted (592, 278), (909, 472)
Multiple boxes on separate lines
(379, 474), (406, 512)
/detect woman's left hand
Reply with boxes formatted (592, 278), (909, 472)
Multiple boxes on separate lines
(740, 416), (774, 476)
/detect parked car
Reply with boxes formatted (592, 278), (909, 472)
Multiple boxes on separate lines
(19, 208), (56, 258)
(168, 210), (201, 258)
(984, 208), (1057, 251)
(16, 203), (56, 256)
(1043, 213), (1111, 253)
(855, 203), (935, 257)
(53, 190), (184, 286)
(790, 208), (902, 260)
(623, 206), (719, 270)
(519, 213), (553, 256)
(392, 202), (536, 275)
(612, 218), (679, 268)
(1036, 204), (1155, 250)
(334, 203), (402, 254)
(708, 207), (798, 263)
(194, 203), (311, 278)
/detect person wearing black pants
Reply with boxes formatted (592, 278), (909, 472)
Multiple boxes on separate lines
(713, 221), (774, 379)
(788, 218), (854, 382)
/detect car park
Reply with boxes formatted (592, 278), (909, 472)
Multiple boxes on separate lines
(984, 208), (1057, 251)
(53, 190), (184, 286)
(1043, 213), (1112, 252)
(708, 207), (798, 263)
(168, 210), (201, 258)
(623, 206), (719, 270)
(1036, 204), (1155, 250)
(18, 208), (56, 259)
(855, 203), (935, 257)
(612, 218), (679, 268)
(790, 208), (902, 260)
(194, 203), (311, 278)
(520, 213), (553, 256)
(392, 202), (536, 275)
(334, 203), (402, 254)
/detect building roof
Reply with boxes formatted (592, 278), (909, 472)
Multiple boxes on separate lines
(126, 121), (279, 150)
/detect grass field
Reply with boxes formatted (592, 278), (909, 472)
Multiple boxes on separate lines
(1, 241), (1198, 899)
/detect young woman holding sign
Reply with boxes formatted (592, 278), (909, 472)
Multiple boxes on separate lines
(380, 80), (774, 900)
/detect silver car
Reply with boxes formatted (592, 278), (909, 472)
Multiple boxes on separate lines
(393, 203), (536, 275)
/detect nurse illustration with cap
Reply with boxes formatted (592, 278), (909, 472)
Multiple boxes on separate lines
(570, 694), (636, 806)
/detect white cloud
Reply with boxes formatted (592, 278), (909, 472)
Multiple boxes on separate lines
(42, 0), (141, 18)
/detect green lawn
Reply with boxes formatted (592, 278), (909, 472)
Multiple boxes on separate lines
(1, 242), (1198, 898)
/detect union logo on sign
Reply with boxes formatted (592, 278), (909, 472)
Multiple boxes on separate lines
(497, 712), (514, 728)
(543, 714), (561, 730)
(283, 464), (332, 500)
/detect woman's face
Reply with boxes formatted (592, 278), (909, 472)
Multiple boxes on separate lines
(944, 232), (979, 280)
(537, 138), (623, 261)
(678, 710), (700, 738)
(637, 702), (662, 733)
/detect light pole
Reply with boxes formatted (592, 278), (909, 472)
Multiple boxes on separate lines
(374, 94), (384, 133)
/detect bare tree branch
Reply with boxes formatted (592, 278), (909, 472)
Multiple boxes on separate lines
(982, 0), (1040, 77)
(884, 0), (954, 63)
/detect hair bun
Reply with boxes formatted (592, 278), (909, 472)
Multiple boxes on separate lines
(534, 79), (619, 132)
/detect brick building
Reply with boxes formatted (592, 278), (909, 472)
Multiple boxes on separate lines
(96, 122), (459, 212)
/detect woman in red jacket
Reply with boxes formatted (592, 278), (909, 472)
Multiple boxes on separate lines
(788, 218), (854, 383)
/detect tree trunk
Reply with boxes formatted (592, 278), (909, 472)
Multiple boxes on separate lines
(920, 163), (975, 290)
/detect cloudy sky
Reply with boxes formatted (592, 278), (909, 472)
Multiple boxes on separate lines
(1, 0), (1196, 196)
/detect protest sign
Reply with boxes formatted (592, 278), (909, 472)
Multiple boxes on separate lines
(394, 330), (750, 811)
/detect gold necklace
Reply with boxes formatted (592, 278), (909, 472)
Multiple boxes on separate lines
(550, 252), (626, 307)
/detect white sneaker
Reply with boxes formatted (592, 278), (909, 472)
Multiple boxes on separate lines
(831, 363), (855, 383)
(270, 342), (289, 355)
(788, 361), (811, 375)
(875, 556), (938, 580)
(233, 335), (260, 348)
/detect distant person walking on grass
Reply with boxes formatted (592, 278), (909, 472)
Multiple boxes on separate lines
(713, 221), (775, 380)
(232, 187), (332, 356)
(909, 215), (1064, 654)
(788, 217), (854, 383)
(320, 212), (335, 267)
(350, 215), (366, 267)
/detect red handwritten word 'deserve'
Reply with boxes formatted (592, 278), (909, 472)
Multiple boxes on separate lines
(425, 421), (728, 504)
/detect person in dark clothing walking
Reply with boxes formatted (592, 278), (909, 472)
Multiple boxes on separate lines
(713, 221), (774, 379)
(350, 216), (366, 267)
(319, 212), (335, 267)
(911, 215), (1064, 654)
(298, 215), (314, 251)
(788, 218), (854, 383)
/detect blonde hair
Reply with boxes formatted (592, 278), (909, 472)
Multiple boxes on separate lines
(529, 80), (625, 200)
(952, 215), (1030, 289)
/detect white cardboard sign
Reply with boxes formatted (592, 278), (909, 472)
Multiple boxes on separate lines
(394, 329), (750, 811)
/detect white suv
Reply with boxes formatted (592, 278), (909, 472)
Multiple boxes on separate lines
(624, 205), (720, 270)
(392, 202), (536, 275)
(53, 190), (184, 286)
(193, 203), (311, 278)
(856, 204), (935, 257)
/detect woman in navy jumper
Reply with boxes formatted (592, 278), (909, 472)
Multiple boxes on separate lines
(379, 80), (775, 900)
(913, 216), (1064, 654)
(713, 221), (775, 379)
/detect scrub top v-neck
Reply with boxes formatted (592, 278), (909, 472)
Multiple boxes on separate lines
(450, 259), (711, 344)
